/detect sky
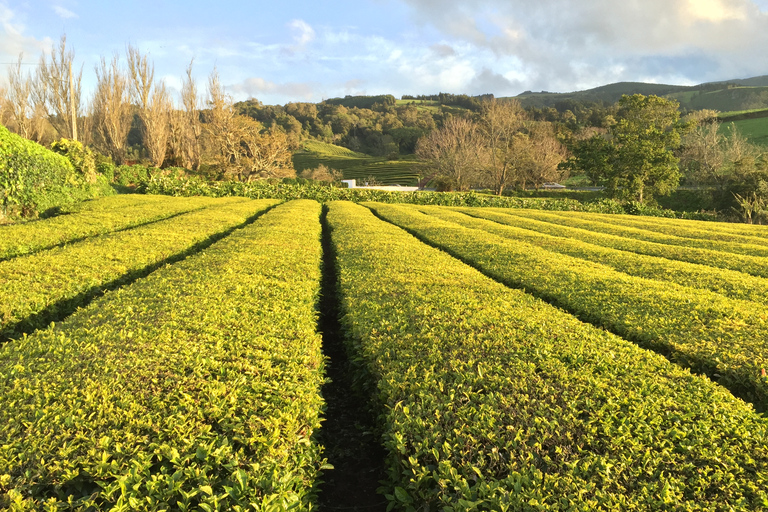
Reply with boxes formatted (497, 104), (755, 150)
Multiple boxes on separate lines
(2, 0), (768, 106)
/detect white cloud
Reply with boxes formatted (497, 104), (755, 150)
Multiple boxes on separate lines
(399, 0), (768, 91)
(228, 76), (318, 101)
(0, 3), (52, 81)
(53, 5), (78, 19)
(289, 19), (315, 47)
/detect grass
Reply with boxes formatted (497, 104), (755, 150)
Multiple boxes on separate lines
(292, 140), (425, 186)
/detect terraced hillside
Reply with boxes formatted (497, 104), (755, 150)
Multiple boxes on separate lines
(292, 140), (424, 186)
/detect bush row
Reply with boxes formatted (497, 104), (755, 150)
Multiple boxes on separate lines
(482, 208), (768, 279)
(510, 209), (768, 259)
(435, 207), (768, 305)
(137, 173), (718, 219)
(365, 203), (768, 412)
(0, 126), (112, 219)
(327, 201), (768, 510)
(556, 210), (768, 245)
(0, 198), (273, 341)
(0, 195), (226, 261)
(0, 199), (326, 510)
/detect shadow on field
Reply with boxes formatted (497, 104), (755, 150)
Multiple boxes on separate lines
(316, 206), (389, 512)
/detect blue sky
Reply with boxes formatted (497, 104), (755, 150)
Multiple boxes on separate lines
(2, 0), (768, 105)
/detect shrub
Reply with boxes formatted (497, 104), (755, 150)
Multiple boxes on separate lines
(1, 125), (110, 219)
(50, 138), (97, 183)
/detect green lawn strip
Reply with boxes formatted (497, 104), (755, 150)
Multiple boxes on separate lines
(365, 202), (768, 412)
(417, 206), (768, 306)
(0, 198), (278, 342)
(473, 208), (768, 279)
(552, 211), (768, 246)
(0, 195), (239, 261)
(0, 200), (325, 510)
(507, 209), (768, 259)
(328, 201), (768, 510)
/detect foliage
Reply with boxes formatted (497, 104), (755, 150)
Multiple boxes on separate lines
(566, 94), (686, 203)
(0, 200), (326, 510)
(50, 138), (97, 183)
(440, 205), (768, 306)
(323, 94), (396, 109)
(370, 203), (768, 410)
(328, 200), (768, 510)
(0, 195), (223, 261)
(114, 163), (151, 187)
(1, 125), (111, 219)
(0, 197), (267, 341)
(138, 172), (717, 220)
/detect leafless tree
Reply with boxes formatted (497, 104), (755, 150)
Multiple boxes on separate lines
(680, 121), (756, 191)
(127, 45), (171, 166)
(479, 98), (527, 195)
(92, 54), (132, 164)
(179, 60), (202, 170)
(34, 34), (82, 140)
(203, 69), (294, 180)
(520, 122), (569, 189)
(6, 55), (34, 139)
(416, 116), (486, 191)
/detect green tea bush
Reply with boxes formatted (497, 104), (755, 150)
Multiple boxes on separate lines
(0, 195), (224, 261)
(499, 209), (768, 278)
(367, 203), (768, 411)
(0, 197), (267, 341)
(328, 201), (768, 510)
(0, 200), (326, 510)
(440, 206), (768, 305)
(0, 125), (111, 218)
(137, 172), (718, 219)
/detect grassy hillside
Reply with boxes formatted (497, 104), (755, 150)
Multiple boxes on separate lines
(292, 140), (424, 186)
(513, 77), (768, 113)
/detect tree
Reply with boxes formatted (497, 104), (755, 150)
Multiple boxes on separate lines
(203, 69), (294, 181)
(179, 60), (202, 170)
(519, 122), (568, 190)
(127, 45), (172, 167)
(566, 94), (685, 203)
(34, 35), (82, 141)
(416, 117), (486, 191)
(92, 54), (132, 164)
(478, 99), (526, 195)
(679, 121), (755, 191)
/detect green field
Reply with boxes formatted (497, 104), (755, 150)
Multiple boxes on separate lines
(2, 195), (768, 510)
(292, 140), (425, 186)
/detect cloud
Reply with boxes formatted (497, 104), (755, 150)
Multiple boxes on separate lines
(53, 5), (78, 19)
(430, 43), (455, 57)
(228, 76), (319, 101)
(0, 4), (52, 76)
(289, 19), (315, 47)
(399, 0), (768, 91)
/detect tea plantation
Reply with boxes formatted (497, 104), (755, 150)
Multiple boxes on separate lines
(1, 195), (767, 510)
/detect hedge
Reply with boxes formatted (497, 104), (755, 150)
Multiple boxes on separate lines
(476, 208), (768, 279)
(0, 195), (228, 261)
(0, 199), (326, 510)
(0, 125), (112, 219)
(0, 198), (274, 341)
(365, 202), (768, 412)
(328, 201), (768, 510)
(430, 206), (768, 305)
(137, 173), (718, 219)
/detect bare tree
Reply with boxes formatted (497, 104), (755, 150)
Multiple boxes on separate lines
(6, 55), (34, 139)
(521, 122), (569, 189)
(180, 60), (202, 170)
(479, 98), (527, 195)
(92, 54), (132, 164)
(680, 121), (756, 191)
(203, 69), (294, 181)
(416, 117), (486, 191)
(127, 45), (171, 166)
(34, 34), (82, 140)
